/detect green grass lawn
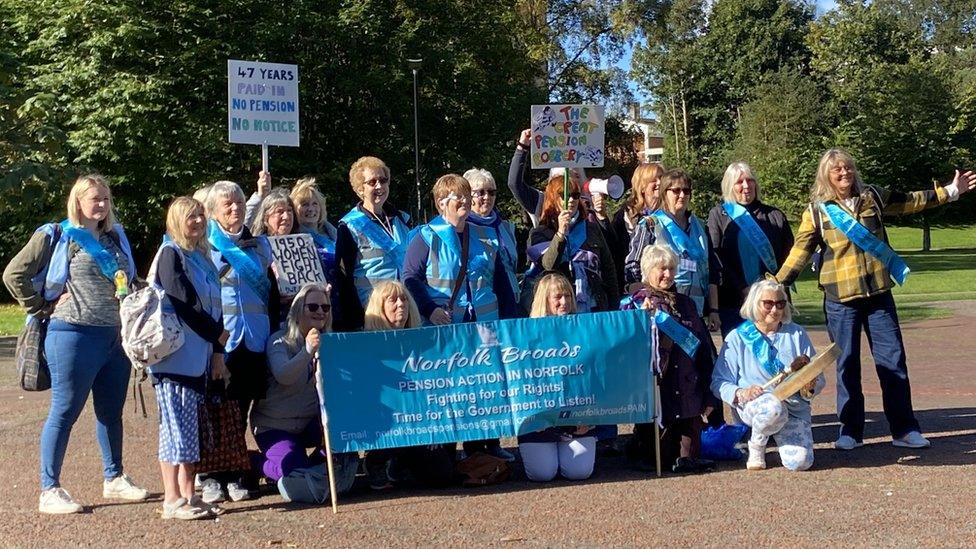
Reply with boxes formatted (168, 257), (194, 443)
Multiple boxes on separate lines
(791, 224), (975, 325)
(0, 304), (23, 337)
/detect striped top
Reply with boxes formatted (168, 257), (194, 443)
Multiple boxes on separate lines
(52, 233), (130, 326)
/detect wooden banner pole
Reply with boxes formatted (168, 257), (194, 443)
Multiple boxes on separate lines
(314, 352), (339, 514)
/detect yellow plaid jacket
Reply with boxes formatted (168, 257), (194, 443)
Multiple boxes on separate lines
(775, 184), (949, 302)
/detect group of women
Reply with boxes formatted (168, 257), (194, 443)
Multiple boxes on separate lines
(4, 129), (973, 516)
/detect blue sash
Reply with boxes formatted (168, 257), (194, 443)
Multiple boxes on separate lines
(820, 202), (910, 285)
(723, 202), (778, 284)
(651, 210), (707, 262)
(653, 309), (700, 359)
(59, 220), (119, 281)
(343, 208), (409, 267)
(566, 217), (587, 260)
(207, 219), (270, 300)
(301, 226), (336, 254)
(737, 321), (786, 379)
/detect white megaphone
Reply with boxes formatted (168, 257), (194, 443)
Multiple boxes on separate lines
(584, 175), (625, 200)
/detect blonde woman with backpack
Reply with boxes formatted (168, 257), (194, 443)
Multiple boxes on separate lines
(147, 197), (230, 519)
(3, 174), (148, 514)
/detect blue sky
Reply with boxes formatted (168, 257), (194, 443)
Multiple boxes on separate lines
(620, 0), (839, 110)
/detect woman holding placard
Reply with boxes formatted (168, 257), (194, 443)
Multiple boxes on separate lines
(774, 148), (975, 451)
(508, 128), (586, 228)
(711, 280), (823, 472)
(517, 273), (597, 482)
(624, 169), (720, 328)
(706, 163), (793, 336)
(3, 174), (148, 514)
(254, 282), (358, 502)
(251, 187), (298, 237)
(291, 178), (338, 281)
(525, 175), (618, 313)
(621, 244), (717, 474)
(202, 180), (280, 503)
(334, 156), (413, 332)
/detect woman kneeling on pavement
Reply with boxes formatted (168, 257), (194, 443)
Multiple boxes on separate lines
(711, 280), (824, 471)
(621, 244), (717, 474)
(149, 197), (229, 518)
(254, 282), (357, 501)
(517, 273), (597, 482)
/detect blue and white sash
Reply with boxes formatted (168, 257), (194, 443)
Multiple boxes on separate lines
(207, 219), (270, 300)
(59, 220), (119, 281)
(301, 226), (336, 255)
(722, 202), (778, 284)
(653, 309), (700, 359)
(343, 209), (409, 267)
(651, 210), (707, 262)
(737, 321), (786, 379)
(820, 202), (910, 285)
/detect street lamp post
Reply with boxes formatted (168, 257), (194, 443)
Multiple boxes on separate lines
(407, 58), (423, 222)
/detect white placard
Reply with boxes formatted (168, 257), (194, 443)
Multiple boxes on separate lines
(228, 59), (300, 147)
(530, 104), (605, 169)
(268, 234), (326, 296)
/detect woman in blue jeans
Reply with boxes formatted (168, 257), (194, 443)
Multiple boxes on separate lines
(775, 149), (974, 450)
(3, 174), (149, 514)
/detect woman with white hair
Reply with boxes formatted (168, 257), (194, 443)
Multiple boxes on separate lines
(463, 167), (519, 303)
(621, 244), (717, 474)
(706, 162), (793, 336)
(202, 179), (280, 503)
(4, 174), (148, 514)
(775, 148), (974, 451)
(252, 282), (357, 498)
(711, 280), (824, 471)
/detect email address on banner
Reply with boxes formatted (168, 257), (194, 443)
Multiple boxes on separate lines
(561, 403), (647, 418)
(378, 419), (513, 438)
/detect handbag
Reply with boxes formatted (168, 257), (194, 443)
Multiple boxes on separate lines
(15, 315), (51, 391)
(119, 247), (185, 370)
(196, 384), (251, 474)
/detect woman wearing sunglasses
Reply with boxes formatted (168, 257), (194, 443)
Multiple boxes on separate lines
(711, 280), (824, 471)
(251, 282), (358, 496)
(624, 169), (720, 328)
(525, 175), (618, 313)
(463, 168), (520, 306)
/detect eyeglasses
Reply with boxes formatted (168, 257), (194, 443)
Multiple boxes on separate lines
(364, 177), (389, 187)
(760, 299), (787, 311)
(734, 179), (756, 187)
(668, 187), (693, 196)
(830, 166), (853, 175)
(472, 189), (497, 197)
(306, 303), (332, 313)
(568, 192), (581, 200)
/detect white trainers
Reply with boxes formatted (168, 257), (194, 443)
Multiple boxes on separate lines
(103, 474), (150, 501)
(834, 435), (863, 451)
(39, 487), (83, 514)
(893, 431), (931, 449)
(226, 481), (252, 502)
(199, 478), (225, 504)
(161, 498), (210, 520)
(189, 495), (225, 517)
(746, 443), (766, 470)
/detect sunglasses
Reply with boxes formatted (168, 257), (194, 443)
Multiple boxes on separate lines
(760, 299), (787, 311)
(306, 303), (332, 313)
(364, 177), (389, 187)
(568, 192), (581, 200)
(667, 187), (693, 196)
(472, 189), (497, 197)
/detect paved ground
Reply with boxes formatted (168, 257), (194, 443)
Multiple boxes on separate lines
(0, 305), (974, 547)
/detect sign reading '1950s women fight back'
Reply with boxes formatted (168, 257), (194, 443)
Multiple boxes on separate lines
(318, 310), (654, 453)
(530, 104), (605, 169)
(228, 59), (300, 147)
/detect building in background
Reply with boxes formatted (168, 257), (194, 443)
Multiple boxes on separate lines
(622, 103), (664, 163)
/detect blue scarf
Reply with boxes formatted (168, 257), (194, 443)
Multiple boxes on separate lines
(737, 320), (786, 379)
(207, 219), (270, 300)
(651, 210), (707, 263)
(722, 202), (778, 284)
(653, 309), (700, 359)
(819, 202), (910, 285)
(60, 220), (119, 281)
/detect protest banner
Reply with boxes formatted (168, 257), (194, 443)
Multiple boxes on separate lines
(227, 59), (300, 171)
(268, 234), (326, 296)
(530, 104), (605, 170)
(317, 310), (655, 454)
